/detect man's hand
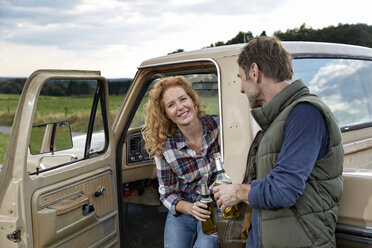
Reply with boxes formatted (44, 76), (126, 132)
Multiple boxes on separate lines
(213, 184), (251, 212)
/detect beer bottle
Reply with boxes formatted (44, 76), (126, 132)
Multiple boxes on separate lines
(200, 178), (217, 235)
(214, 152), (240, 219)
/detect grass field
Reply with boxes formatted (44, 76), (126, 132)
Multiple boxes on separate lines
(0, 93), (20, 111)
(0, 133), (10, 165)
(0, 93), (15, 164)
(0, 93), (126, 165)
(0, 94), (126, 126)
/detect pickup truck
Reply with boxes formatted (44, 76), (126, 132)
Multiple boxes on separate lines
(0, 41), (372, 248)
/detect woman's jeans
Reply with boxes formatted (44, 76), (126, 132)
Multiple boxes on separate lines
(164, 193), (220, 248)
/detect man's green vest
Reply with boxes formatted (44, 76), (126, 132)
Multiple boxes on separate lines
(251, 80), (344, 248)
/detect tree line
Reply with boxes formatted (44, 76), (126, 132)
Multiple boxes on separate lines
(203, 23), (372, 49)
(0, 78), (132, 96)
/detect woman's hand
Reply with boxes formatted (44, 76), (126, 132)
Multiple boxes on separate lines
(190, 201), (211, 222)
(176, 200), (211, 221)
(175, 200), (211, 222)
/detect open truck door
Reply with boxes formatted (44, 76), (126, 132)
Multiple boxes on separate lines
(0, 70), (121, 247)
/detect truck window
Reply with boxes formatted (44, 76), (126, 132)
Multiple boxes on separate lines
(123, 71), (220, 167)
(293, 58), (372, 131)
(27, 79), (108, 175)
(107, 78), (132, 119)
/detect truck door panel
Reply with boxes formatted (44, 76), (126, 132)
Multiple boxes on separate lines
(0, 70), (120, 248)
(32, 170), (116, 248)
(122, 127), (156, 183)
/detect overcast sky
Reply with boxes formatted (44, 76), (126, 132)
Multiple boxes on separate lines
(1, 0), (372, 78)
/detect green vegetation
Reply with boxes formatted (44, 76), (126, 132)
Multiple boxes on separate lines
(0, 93), (126, 164)
(168, 48), (185, 55)
(0, 79), (132, 96)
(203, 97), (219, 115)
(0, 133), (9, 165)
(275, 23), (372, 48)
(0, 94), (125, 128)
(0, 78), (26, 94)
(29, 123), (73, 154)
(0, 94), (19, 126)
(206, 23), (372, 49)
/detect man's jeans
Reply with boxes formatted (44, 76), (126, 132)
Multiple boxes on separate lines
(164, 193), (220, 248)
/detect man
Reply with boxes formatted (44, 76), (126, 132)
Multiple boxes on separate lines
(213, 37), (343, 248)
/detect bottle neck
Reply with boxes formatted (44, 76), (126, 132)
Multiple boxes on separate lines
(215, 160), (224, 172)
(201, 178), (212, 202)
(216, 170), (232, 184)
(200, 194), (213, 203)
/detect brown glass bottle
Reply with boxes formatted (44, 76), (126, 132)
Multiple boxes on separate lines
(200, 178), (217, 235)
(214, 153), (240, 219)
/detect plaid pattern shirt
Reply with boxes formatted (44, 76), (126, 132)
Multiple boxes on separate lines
(155, 115), (220, 215)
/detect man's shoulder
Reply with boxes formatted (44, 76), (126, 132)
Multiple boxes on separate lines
(288, 102), (325, 124)
(291, 102), (322, 116)
(286, 102), (328, 138)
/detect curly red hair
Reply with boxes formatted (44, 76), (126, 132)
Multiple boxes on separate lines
(142, 76), (205, 158)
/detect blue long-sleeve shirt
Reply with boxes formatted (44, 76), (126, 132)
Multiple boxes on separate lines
(246, 103), (329, 248)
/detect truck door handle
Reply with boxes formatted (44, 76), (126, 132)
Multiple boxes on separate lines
(94, 187), (105, 197)
(47, 192), (88, 215)
(82, 204), (95, 215)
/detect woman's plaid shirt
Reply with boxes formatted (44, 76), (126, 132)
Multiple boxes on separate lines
(155, 115), (220, 215)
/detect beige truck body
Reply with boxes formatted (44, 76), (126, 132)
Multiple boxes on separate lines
(1, 42), (372, 247)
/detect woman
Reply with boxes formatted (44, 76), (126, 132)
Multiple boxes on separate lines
(142, 76), (220, 248)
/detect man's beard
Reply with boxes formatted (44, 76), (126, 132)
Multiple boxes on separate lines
(246, 74), (264, 109)
(248, 89), (264, 109)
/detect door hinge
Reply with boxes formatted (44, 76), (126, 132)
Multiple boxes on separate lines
(7, 229), (21, 243)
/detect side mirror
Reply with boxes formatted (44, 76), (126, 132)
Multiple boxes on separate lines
(30, 121), (73, 154)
